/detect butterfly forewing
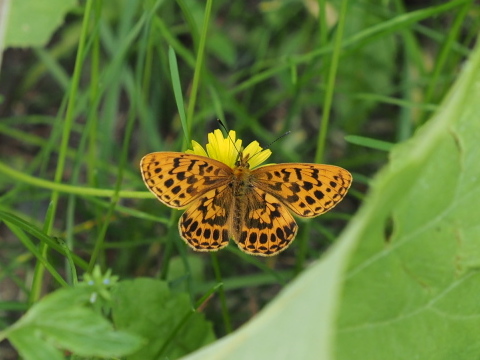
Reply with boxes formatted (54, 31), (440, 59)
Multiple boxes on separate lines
(140, 152), (232, 209)
(251, 163), (352, 218)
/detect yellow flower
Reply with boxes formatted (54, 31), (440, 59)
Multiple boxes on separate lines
(186, 129), (272, 169)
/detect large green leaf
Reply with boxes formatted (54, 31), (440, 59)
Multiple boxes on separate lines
(181, 37), (480, 359)
(335, 43), (480, 359)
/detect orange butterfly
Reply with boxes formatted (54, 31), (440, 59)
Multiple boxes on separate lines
(140, 130), (351, 256)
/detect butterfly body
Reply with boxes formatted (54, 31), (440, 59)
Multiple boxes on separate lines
(141, 151), (351, 256)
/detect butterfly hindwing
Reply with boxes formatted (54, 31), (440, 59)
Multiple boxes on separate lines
(232, 188), (298, 256)
(178, 185), (232, 251)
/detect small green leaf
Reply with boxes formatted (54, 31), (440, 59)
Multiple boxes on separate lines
(6, 286), (143, 359)
(112, 278), (215, 359)
(6, 0), (77, 48)
(8, 327), (64, 360)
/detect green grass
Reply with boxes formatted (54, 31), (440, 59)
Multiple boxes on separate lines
(0, 0), (479, 359)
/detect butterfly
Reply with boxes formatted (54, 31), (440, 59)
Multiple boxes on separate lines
(140, 133), (351, 256)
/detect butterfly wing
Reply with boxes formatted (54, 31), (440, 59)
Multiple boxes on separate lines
(251, 163), (352, 218)
(178, 185), (232, 251)
(233, 188), (298, 256)
(140, 152), (232, 209)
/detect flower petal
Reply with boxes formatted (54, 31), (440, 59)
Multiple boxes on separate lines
(206, 129), (241, 167)
(185, 129), (271, 169)
(186, 140), (208, 157)
(243, 141), (272, 169)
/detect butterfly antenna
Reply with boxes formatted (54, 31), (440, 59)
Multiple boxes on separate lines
(249, 130), (291, 162)
(217, 119), (243, 158)
(265, 131), (291, 149)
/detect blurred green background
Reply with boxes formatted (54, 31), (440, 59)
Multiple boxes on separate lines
(0, 0), (478, 359)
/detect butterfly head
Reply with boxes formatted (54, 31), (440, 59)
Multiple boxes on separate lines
(235, 149), (255, 169)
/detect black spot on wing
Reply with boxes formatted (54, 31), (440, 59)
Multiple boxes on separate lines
(302, 181), (313, 191)
(314, 190), (324, 200)
(305, 196), (315, 205)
